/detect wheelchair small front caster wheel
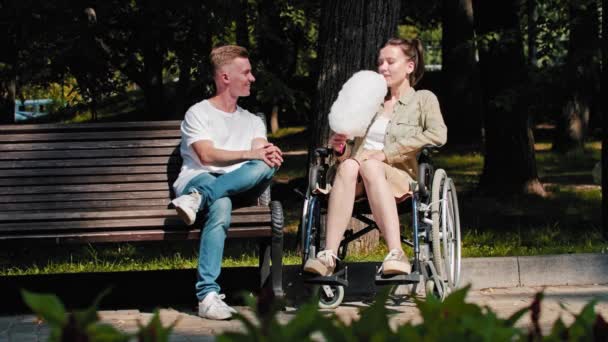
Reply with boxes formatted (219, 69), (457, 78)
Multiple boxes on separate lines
(318, 285), (344, 309)
(425, 276), (446, 300)
(425, 280), (435, 295)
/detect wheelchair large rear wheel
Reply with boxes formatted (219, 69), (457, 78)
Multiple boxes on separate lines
(300, 195), (325, 266)
(430, 169), (462, 291)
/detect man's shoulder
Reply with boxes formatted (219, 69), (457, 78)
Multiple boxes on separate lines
(237, 106), (264, 122)
(187, 100), (210, 115)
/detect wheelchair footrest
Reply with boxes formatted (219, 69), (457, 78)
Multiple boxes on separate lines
(374, 271), (422, 285)
(303, 267), (348, 287)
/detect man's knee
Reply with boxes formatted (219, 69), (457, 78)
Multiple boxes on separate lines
(246, 160), (276, 179)
(359, 159), (384, 181)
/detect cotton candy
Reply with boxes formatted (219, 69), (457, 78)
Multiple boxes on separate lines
(328, 70), (387, 139)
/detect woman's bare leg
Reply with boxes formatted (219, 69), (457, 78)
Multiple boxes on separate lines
(358, 159), (406, 251)
(325, 159), (360, 253)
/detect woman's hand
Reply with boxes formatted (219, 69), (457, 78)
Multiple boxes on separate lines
(329, 133), (348, 153)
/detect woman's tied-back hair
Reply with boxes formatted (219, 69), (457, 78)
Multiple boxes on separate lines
(383, 38), (425, 86)
(209, 45), (249, 75)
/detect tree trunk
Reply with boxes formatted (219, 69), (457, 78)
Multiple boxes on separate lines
(1, 5), (19, 124)
(474, 0), (545, 196)
(441, 0), (482, 145)
(552, 0), (600, 153)
(142, 0), (165, 120)
(602, 0), (607, 239)
(527, 0), (538, 67)
(270, 104), (279, 134)
(0, 74), (16, 124)
(312, 0), (401, 149)
(174, 49), (192, 119)
(236, 0), (249, 49)
(312, 0), (401, 253)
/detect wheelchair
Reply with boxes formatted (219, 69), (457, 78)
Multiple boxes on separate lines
(299, 146), (461, 309)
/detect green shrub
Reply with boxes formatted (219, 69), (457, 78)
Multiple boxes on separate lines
(22, 285), (608, 341)
(223, 286), (608, 342)
(21, 289), (176, 342)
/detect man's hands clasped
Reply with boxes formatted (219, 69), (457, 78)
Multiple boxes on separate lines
(250, 143), (283, 167)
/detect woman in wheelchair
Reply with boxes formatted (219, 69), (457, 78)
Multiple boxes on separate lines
(303, 37), (447, 277)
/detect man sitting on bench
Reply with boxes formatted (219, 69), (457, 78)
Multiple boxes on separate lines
(171, 45), (283, 320)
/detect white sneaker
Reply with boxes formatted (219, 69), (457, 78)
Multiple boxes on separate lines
(171, 191), (202, 226)
(381, 249), (411, 275)
(198, 292), (235, 320)
(303, 250), (338, 276)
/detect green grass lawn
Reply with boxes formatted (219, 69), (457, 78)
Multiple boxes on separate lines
(0, 126), (603, 276)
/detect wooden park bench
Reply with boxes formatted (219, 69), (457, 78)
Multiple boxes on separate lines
(0, 120), (284, 297)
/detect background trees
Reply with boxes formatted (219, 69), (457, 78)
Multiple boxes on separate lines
(552, 0), (601, 153)
(473, 0), (545, 196)
(311, 0), (401, 150)
(0, 0), (603, 207)
(441, 0), (481, 145)
(603, 0), (607, 238)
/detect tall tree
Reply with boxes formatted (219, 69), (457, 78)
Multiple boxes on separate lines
(311, 0), (401, 253)
(602, 0), (607, 239)
(473, 0), (545, 195)
(0, 1), (18, 124)
(141, 0), (166, 120)
(171, 0), (214, 119)
(552, 0), (601, 153)
(441, 0), (482, 145)
(312, 0), (401, 149)
(527, 0), (538, 67)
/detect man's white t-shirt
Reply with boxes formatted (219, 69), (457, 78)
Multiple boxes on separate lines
(173, 100), (267, 195)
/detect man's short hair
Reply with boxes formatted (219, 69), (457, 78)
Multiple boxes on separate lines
(210, 45), (249, 75)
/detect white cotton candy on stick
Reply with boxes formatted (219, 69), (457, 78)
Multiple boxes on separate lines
(328, 70), (387, 139)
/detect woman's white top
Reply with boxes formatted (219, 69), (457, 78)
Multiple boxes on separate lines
(362, 116), (389, 150)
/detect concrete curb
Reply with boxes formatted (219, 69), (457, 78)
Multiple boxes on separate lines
(283, 253), (608, 298)
(2, 253), (606, 313)
(460, 253), (608, 289)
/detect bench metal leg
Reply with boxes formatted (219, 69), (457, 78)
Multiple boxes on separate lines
(259, 240), (271, 289)
(270, 201), (284, 298)
(258, 201), (284, 298)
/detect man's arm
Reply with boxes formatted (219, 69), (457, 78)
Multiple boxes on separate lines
(191, 139), (283, 167)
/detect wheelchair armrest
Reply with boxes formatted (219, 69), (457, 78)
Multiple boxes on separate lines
(315, 147), (332, 158)
(417, 163), (433, 198)
(416, 145), (438, 198)
(416, 145), (440, 163)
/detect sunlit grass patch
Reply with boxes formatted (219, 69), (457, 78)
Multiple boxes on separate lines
(462, 223), (607, 257)
(268, 126), (307, 139)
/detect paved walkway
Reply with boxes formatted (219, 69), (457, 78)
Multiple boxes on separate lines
(2, 284), (608, 341)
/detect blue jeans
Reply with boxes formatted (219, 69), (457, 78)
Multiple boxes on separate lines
(179, 160), (276, 300)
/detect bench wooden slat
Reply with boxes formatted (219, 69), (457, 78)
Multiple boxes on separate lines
(0, 199), (172, 212)
(0, 120), (284, 297)
(0, 166), (179, 178)
(0, 121), (181, 133)
(0, 214), (271, 233)
(0, 130), (181, 143)
(0, 147), (178, 160)
(0, 227), (272, 244)
(0, 207), (269, 222)
(0, 140), (181, 152)
(0, 156), (180, 169)
(0, 174), (172, 186)
(0, 190), (171, 203)
(0, 182), (171, 195)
